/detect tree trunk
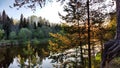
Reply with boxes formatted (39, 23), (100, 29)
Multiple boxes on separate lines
(101, 0), (120, 68)
(116, 0), (120, 39)
(87, 0), (91, 68)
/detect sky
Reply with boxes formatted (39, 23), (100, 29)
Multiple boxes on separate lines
(0, 0), (116, 24)
(0, 0), (65, 23)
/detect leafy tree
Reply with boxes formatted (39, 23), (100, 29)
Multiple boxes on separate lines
(103, 13), (116, 41)
(48, 24), (88, 67)
(41, 25), (52, 38)
(18, 28), (32, 40)
(49, 31), (72, 53)
(32, 27), (44, 39)
(9, 31), (17, 40)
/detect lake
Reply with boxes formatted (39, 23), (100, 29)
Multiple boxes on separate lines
(0, 43), (82, 68)
(0, 44), (56, 68)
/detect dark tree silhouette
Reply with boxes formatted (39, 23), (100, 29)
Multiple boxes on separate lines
(37, 22), (42, 27)
(33, 22), (37, 29)
(2, 10), (12, 39)
(2, 10), (7, 22)
(101, 0), (120, 68)
(19, 14), (24, 29)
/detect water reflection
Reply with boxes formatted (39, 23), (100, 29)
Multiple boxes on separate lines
(0, 47), (13, 68)
(9, 57), (54, 68)
(0, 43), (53, 68)
(0, 44), (81, 68)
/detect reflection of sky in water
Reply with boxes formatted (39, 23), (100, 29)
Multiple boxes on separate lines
(9, 57), (54, 68)
(41, 58), (53, 68)
(9, 57), (20, 68)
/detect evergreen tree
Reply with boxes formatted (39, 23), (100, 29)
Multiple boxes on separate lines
(1, 10), (12, 39)
(33, 22), (37, 29)
(19, 14), (24, 29)
(2, 10), (7, 22)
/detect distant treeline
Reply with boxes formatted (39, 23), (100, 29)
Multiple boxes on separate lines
(0, 10), (61, 41)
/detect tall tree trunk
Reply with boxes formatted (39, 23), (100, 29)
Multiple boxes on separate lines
(87, 0), (91, 68)
(116, 0), (120, 39)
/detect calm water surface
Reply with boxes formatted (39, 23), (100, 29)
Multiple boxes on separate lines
(0, 45), (55, 68)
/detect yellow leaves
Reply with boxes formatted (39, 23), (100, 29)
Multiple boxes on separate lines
(27, 42), (31, 50)
(17, 54), (25, 65)
(49, 40), (59, 53)
(23, 43), (34, 56)
(17, 54), (21, 61)
(59, 35), (71, 46)
(49, 32), (81, 53)
(42, 48), (49, 56)
(107, 15), (116, 28)
(49, 32), (71, 46)
(31, 55), (37, 65)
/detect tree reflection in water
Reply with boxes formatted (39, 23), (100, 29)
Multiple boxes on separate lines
(17, 43), (39, 67)
(0, 42), (50, 68)
(0, 47), (13, 68)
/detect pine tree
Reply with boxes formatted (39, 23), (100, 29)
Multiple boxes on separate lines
(2, 10), (7, 22)
(19, 14), (24, 29)
(1, 10), (12, 39)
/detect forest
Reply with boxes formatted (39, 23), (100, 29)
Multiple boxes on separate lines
(0, 0), (119, 68)
(0, 10), (61, 44)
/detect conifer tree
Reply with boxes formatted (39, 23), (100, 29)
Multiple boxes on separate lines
(19, 14), (24, 29)
(2, 10), (12, 39)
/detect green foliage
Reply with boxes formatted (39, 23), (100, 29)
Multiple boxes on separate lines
(95, 52), (101, 61)
(23, 43), (33, 56)
(41, 25), (52, 37)
(32, 27), (45, 39)
(0, 25), (3, 29)
(48, 25), (81, 53)
(9, 31), (17, 40)
(18, 28), (32, 40)
(103, 14), (116, 41)
(32, 38), (40, 45)
(18, 43), (39, 67)
(0, 29), (4, 40)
